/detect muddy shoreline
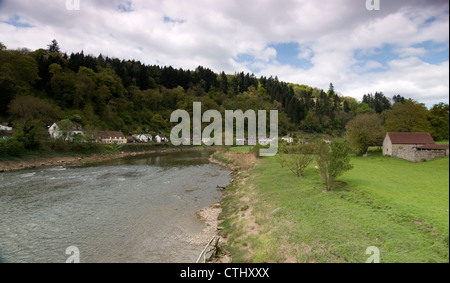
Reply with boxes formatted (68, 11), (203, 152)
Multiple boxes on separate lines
(0, 146), (228, 172)
(0, 151), (160, 172)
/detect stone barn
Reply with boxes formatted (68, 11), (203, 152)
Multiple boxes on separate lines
(383, 132), (449, 162)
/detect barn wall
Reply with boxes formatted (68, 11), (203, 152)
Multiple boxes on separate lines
(396, 148), (447, 162)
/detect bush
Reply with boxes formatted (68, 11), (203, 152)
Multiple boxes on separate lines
(49, 139), (71, 153)
(0, 138), (26, 157)
(0, 139), (7, 157)
(314, 138), (353, 191)
(278, 143), (315, 177)
(69, 141), (102, 154)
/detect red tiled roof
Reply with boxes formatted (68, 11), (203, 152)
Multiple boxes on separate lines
(417, 144), (449, 150)
(99, 131), (125, 139)
(387, 132), (435, 145)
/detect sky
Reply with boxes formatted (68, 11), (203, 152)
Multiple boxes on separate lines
(0, 0), (449, 107)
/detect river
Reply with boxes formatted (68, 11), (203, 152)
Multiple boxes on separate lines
(0, 150), (231, 263)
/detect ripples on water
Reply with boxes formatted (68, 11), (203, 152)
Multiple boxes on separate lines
(0, 150), (230, 263)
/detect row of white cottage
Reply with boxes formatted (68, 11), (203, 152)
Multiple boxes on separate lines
(48, 122), (168, 144)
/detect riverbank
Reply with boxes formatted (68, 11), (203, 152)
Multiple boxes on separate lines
(215, 148), (449, 263)
(0, 145), (228, 172)
(207, 148), (259, 263)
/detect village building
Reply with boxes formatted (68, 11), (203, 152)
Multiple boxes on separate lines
(48, 122), (83, 141)
(98, 130), (127, 144)
(383, 132), (449, 162)
(0, 122), (13, 138)
(281, 136), (294, 143)
(132, 134), (153, 143)
(155, 134), (169, 143)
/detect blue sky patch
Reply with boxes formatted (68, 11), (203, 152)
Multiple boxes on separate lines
(163, 16), (185, 24)
(117, 1), (133, 13)
(268, 42), (313, 69)
(354, 44), (398, 67)
(3, 15), (33, 28)
(412, 41), (449, 64)
(354, 41), (448, 70)
(234, 53), (261, 73)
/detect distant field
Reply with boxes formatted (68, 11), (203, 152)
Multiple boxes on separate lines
(219, 149), (449, 263)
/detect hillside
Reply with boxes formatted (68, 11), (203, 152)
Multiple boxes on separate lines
(0, 40), (448, 158)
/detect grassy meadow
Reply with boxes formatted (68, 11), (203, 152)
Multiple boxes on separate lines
(218, 147), (449, 263)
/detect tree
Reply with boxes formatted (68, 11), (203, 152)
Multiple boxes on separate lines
(280, 143), (314, 177)
(8, 95), (61, 126)
(392, 95), (405, 105)
(0, 48), (40, 115)
(346, 114), (385, 155)
(57, 119), (75, 140)
(384, 99), (431, 133)
(362, 92), (391, 114)
(48, 39), (61, 54)
(428, 103), (449, 141)
(314, 138), (353, 191)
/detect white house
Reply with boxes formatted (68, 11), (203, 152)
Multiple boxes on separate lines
(258, 137), (273, 145)
(48, 122), (83, 141)
(134, 134), (152, 143)
(0, 123), (12, 134)
(236, 138), (245, 146)
(281, 136), (294, 143)
(155, 134), (169, 143)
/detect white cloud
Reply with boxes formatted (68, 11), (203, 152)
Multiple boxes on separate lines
(0, 0), (448, 105)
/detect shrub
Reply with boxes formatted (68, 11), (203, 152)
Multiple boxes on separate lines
(0, 139), (7, 157)
(70, 141), (102, 154)
(314, 138), (353, 191)
(281, 143), (315, 178)
(5, 139), (26, 157)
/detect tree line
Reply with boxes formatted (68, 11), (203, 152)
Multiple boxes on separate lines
(0, 40), (448, 157)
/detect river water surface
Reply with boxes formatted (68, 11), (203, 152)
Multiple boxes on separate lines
(0, 150), (231, 263)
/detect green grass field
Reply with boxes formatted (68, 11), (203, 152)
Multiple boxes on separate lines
(219, 148), (449, 263)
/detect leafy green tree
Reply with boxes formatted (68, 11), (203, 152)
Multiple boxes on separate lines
(384, 99), (431, 133)
(57, 119), (75, 140)
(392, 95), (405, 104)
(314, 138), (353, 191)
(362, 92), (391, 114)
(0, 48), (40, 115)
(8, 95), (61, 126)
(428, 103), (449, 141)
(346, 114), (385, 155)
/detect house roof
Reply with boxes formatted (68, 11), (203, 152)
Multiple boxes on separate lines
(417, 144), (449, 150)
(387, 132), (435, 145)
(99, 130), (125, 138)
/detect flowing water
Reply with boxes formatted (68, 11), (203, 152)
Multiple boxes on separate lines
(0, 150), (231, 263)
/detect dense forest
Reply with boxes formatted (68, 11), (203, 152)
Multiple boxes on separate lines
(0, 40), (448, 156)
